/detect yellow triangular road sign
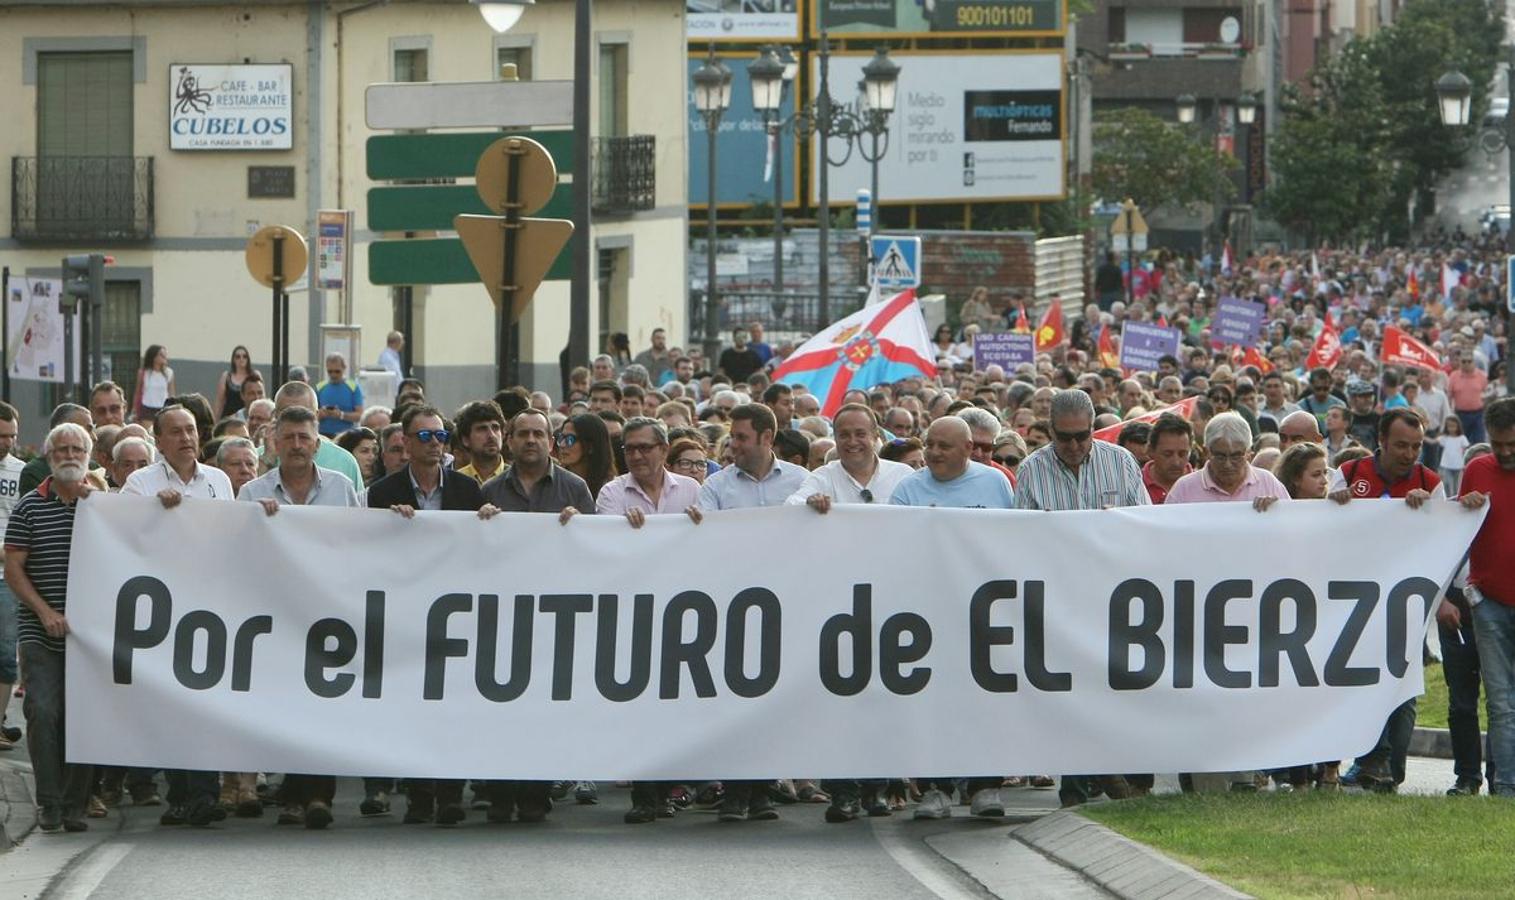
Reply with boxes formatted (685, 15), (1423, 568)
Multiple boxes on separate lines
(455, 214), (574, 319)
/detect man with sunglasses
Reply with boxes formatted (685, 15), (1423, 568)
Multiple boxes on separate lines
(367, 405), (487, 827)
(1014, 389), (1149, 807)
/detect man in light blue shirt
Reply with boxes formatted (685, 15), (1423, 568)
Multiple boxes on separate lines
(889, 417), (1014, 509)
(696, 403), (806, 512)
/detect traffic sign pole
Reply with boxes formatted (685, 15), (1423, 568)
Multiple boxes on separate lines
(499, 142), (525, 389)
(1124, 205), (1134, 308)
(246, 225), (309, 387)
(272, 233), (285, 386)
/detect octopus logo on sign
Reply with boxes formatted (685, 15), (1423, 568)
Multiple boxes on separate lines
(174, 67), (214, 115)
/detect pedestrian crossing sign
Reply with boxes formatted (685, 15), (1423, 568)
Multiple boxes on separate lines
(871, 235), (921, 290)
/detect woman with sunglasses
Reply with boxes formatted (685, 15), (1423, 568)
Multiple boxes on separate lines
(553, 413), (617, 500)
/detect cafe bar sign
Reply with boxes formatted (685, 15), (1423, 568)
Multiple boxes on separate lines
(170, 64), (293, 151)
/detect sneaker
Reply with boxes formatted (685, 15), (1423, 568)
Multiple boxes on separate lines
(1446, 779), (1482, 796)
(37, 806), (62, 833)
(159, 804), (187, 826)
(1356, 758), (1396, 794)
(717, 794), (748, 822)
(574, 781), (599, 805)
(550, 781), (572, 801)
(825, 798), (861, 823)
(304, 800), (333, 830)
(277, 804), (305, 826)
(624, 803), (658, 825)
(969, 788), (1005, 818)
(747, 793), (779, 821)
(359, 791), (391, 817)
(0, 721), (20, 742)
(1029, 775), (1056, 789)
(87, 795), (108, 818)
(436, 803), (466, 827)
(186, 796), (220, 828)
(132, 789), (164, 807)
(862, 791), (892, 818)
(913, 789), (952, 820)
(61, 815), (88, 833)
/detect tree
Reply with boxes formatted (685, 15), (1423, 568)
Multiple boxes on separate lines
(1091, 106), (1238, 215)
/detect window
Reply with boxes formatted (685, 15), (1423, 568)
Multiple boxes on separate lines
(597, 247), (629, 354)
(37, 51), (133, 157)
(101, 280), (142, 392)
(393, 47), (429, 83)
(598, 43), (628, 138)
(497, 45), (533, 81)
(1108, 8), (1126, 43)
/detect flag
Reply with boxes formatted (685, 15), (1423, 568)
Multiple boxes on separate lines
(1097, 325), (1120, 369)
(1035, 300), (1065, 352)
(1380, 325), (1440, 371)
(1221, 241), (1234, 275)
(770, 288), (935, 417)
(1156, 312), (1170, 329)
(1093, 396), (1199, 444)
(1406, 267), (1419, 300)
(1012, 303), (1030, 333)
(1307, 321), (1342, 370)
(1441, 263), (1461, 300)
(1310, 251), (1321, 280)
(1241, 345), (1273, 374)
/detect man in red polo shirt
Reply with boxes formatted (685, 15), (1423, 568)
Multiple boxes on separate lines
(1458, 397), (1515, 798)
(1142, 414), (1193, 504)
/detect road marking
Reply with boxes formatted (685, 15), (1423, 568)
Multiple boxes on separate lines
(45, 842), (133, 900)
(868, 819), (996, 900)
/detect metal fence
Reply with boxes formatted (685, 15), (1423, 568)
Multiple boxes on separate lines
(689, 288), (868, 349)
(592, 135), (656, 214)
(11, 156), (155, 242)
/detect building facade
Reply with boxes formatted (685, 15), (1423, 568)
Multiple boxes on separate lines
(0, 0), (688, 439)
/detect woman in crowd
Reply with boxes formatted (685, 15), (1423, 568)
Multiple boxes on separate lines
(554, 413), (617, 499)
(214, 345), (258, 420)
(134, 344), (176, 421)
(881, 436), (925, 470)
(336, 427), (381, 487)
(666, 437), (711, 486)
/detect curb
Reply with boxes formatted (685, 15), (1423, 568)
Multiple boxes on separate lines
(1, 762), (36, 850)
(1012, 810), (1252, 900)
(1410, 726), (1467, 760)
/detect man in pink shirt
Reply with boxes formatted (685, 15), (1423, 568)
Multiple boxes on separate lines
(595, 417), (701, 526)
(1165, 412), (1291, 507)
(1447, 350), (1489, 443)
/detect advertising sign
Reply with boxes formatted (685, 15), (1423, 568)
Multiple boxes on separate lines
(689, 57), (799, 207)
(1118, 321), (1181, 373)
(5, 277), (81, 384)
(170, 64), (293, 151)
(973, 332), (1034, 370)
(688, 0), (801, 41)
(817, 0), (1064, 37)
(815, 53), (1064, 204)
(316, 210), (352, 291)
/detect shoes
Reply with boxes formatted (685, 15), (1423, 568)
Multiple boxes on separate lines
(862, 791), (892, 818)
(359, 790), (391, 817)
(405, 796), (436, 825)
(62, 814), (88, 833)
(550, 781), (572, 801)
(87, 795), (108, 818)
(748, 792), (780, 821)
(1447, 778), (1482, 796)
(186, 795), (222, 828)
(304, 800), (333, 830)
(277, 804), (304, 826)
(218, 781), (238, 812)
(484, 802), (513, 824)
(0, 721), (19, 742)
(132, 789), (164, 807)
(436, 803), (466, 827)
(825, 798), (861, 823)
(1316, 762), (1341, 791)
(913, 789), (952, 820)
(624, 803), (658, 824)
(37, 806), (62, 833)
(659, 799), (678, 818)
(668, 785), (693, 808)
(159, 805), (187, 826)
(969, 788), (1005, 818)
(1001, 776), (1025, 788)
(574, 781), (599, 805)
(516, 798), (550, 823)
(1095, 775), (1133, 800)
(1356, 757), (1396, 793)
(717, 794), (748, 822)
(694, 783), (725, 808)
(235, 789), (263, 818)
(1030, 775), (1056, 789)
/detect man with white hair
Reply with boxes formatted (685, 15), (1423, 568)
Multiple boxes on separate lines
(958, 407), (1017, 485)
(5, 422), (96, 833)
(111, 436), (157, 490)
(591, 354), (616, 383)
(243, 397), (276, 437)
(1165, 413), (1291, 506)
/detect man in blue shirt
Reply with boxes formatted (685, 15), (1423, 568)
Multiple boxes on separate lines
(315, 353), (363, 438)
(889, 417), (1014, 509)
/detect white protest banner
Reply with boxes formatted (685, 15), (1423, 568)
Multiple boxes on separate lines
(67, 495), (1482, 780)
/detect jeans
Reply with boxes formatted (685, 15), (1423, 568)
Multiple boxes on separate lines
(0, 581), (18, 684)
(1472, 598), (1515, 796)
(1355, 699), (1417, 783)
(19, 644), (93, 814)
(1440, 611), (1494, 784)
(1458, 409), (1486, 445)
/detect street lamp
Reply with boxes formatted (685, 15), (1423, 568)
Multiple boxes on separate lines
(693, 51), (733, 364)
(470, 0), (535, 33)
(1435, 70), (1473, 127)
(748, 47), (790, 291)
(1176, 94), (1198, 125)
(1236, 91), (1258, 126)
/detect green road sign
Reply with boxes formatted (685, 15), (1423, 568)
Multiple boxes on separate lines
(369, 237), (572, 287)
(367, 183), (570, 232)
(365, 131), (573, 181)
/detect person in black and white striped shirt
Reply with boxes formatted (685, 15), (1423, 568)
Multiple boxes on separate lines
(4, 421), (96, 834)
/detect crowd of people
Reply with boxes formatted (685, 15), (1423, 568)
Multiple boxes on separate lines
(0, 236), (1511, 838)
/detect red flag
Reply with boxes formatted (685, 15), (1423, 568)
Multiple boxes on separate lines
(1306, 322), (1342, 370)
(1035, 301), (1065, 352)
(1097, 325), (1120, 369)
(1241, 345), (1273, 374)
(1094, 396), (1199, 443)
(1156, 312), (1170, 329)
(1406, 267), (1419, 300)
(1381, 325), (1440, 370)
(1012, 304), (1030, 333)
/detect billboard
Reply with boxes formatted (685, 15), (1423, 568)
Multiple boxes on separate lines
(688, 0), (802, 41)
(813, 52), (1065, 205)
(170, 64), (293, 151)
(688, 56), (800, 208)
(815, 0), (1064, 37)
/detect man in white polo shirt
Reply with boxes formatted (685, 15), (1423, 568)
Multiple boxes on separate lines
(786, 403), (912, 511)
(121, 405), (233, 828)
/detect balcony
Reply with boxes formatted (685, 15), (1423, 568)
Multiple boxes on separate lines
(592, 135), (655, 215)
(11, 156), (154, 242)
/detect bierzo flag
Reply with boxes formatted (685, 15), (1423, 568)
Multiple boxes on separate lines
(771, 288), (935, 416)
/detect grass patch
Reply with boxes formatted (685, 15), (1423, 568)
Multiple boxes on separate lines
(1419, 664), (1489, 732)
(1083, 793), (1514, 899)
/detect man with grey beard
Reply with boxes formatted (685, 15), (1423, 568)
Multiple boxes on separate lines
(4, 422), (97, 834)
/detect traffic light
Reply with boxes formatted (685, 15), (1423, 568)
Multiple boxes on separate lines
(60, 253), (107, 310)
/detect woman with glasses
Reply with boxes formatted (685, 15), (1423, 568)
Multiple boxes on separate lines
(553, 413), (617, 500)
(214, 345), (259, 420)
(880, 436), (925, 470)
(666, 438), (712, 485)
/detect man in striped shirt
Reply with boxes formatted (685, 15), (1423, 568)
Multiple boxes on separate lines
(1013, 389), (1149, 807)
(4, 422), (96, 834)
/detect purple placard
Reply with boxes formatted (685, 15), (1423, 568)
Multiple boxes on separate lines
(1119, 321), (1182, 372)
(973, 333), (1035, 371)
(1211, 297), (1266, 348)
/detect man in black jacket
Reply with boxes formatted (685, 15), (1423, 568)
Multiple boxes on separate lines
(367, 404), (484, 827)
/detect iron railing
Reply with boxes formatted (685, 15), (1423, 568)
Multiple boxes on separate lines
(11, 156), (155, 241)
(689, 289), (867, 348)
(592, 135), (655, 214)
